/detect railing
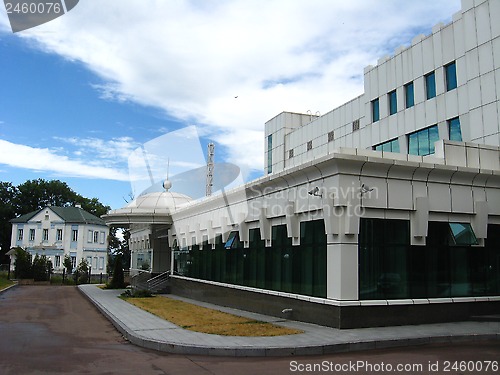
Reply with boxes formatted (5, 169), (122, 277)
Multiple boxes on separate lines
(130, 269), (151, 290)
(146, 271), (170, 293)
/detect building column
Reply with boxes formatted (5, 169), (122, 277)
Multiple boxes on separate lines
(326, 242), (358, 300)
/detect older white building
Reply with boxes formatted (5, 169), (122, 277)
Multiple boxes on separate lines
(105, 0), (500, 327)
(10, 206), (109, 274)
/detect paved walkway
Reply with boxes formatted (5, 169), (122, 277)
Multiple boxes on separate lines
(78, 284), (500, 357)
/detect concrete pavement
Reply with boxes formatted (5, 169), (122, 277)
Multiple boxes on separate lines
(78, 284), (500, 357)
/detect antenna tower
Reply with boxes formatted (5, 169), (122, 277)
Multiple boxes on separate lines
(206, 143), (215, 196)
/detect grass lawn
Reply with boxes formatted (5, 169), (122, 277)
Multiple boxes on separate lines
(0, 275), (14, 290)
(123, 295), (303, 337)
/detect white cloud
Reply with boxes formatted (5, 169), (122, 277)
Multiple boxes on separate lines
(4, 0), (461, 173)
(0, 138), (130, 180)
(53, 136), (139, 166)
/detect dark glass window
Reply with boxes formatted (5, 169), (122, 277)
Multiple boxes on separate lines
(408, 125), (439, 156)
(425, 71), (436, 99)
(371, 98), (380, 122)
(388, 90), (397, 115)
(359, 218), (410, 300)
(445, 61), (457, 91)
(448, 117), (462, 141)
(405, 82), (414, 108)
(267, 134), (272, 174)
(374, 138), (400, 153)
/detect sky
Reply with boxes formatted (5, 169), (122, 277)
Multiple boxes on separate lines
(0, 0), (461, 210)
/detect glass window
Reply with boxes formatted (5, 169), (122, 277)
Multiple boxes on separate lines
(408, 125), (439, 156)
(425, 71), (436, 99)
(448, 223), (478, 246)
(99, 257), (104, 270)
(405, 82), (414, 108)
(43, 229), (49, 241)
(29, 229), (35, 241)
(267, 134), (272, 174)
(87, 230), (93, 243)
(93, 231), (99, 243)
(359, 218), (410, 300)
(374, 138), (400, 153)
(224, 231), (239, 249)
(445, 61), (457, 91)
(70, 256), (76, 269)
(18, 229), (23, 241)
(72, 229), (78, 242)
(55, 255), (60, 268)
(448, 117), (462, 141)
(388, 90), (397, 115)
(371, 98), (380, 122)
(56, 229), (63, 241)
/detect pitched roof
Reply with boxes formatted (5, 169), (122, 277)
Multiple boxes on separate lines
(10, 206), (106, 226)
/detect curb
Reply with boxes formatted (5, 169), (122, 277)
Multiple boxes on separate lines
(0, 282), (18, 294)
(78, 286), (500, 357)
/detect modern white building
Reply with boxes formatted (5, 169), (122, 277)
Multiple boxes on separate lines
(10, 206), (109, 274)
(105, 0), (500, 328)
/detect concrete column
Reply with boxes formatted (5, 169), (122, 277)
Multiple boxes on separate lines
(326, 242), (358, 300)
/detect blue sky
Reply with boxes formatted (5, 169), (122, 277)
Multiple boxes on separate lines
(0, 1), (461, 210)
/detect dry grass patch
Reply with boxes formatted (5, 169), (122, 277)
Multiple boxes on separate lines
(124, 296), (303, 337)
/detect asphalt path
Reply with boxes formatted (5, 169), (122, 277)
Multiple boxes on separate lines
(0, 285), (499, 375)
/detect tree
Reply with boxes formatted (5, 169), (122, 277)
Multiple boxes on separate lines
(32, 254), (52, 281)
(76, 258), (90, 284)
(0, 182), (18, 263)
(110, 254), (125, 289)
(13, 247), (32, 279)
(63, 254), (73, 275)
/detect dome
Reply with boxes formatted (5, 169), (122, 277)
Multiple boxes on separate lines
(125, 191), (192, 211)
(102, 180), (192, 225)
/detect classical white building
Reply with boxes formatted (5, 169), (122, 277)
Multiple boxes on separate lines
(105, 0), (500, 327)
(10, 206), (109, 274)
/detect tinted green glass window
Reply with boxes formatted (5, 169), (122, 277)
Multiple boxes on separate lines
(405, 82), (414, 108)
(425, 71), (436, 99)
(371, 98), (380, 122)
(388, 90), (397, 115)
(448, 117), (462, 141)
(408, 125), (439, 156)
(374, 138), (399, 153)
(267, 135), (272, 174)
(445, 61), (457, 91)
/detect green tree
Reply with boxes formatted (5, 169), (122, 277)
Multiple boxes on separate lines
(32, 254), (52, 281)
(110, 254), (125, 289)
(0, 182), (18, 263)
(13, 247), (32, 279)
(63, 254), (73, 275)
(76, 258), (90, 284)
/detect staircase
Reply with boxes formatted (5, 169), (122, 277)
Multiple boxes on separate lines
(130, 270), (151, 291)
(147, 271), (171, 293)
(130, 270), (170, 293)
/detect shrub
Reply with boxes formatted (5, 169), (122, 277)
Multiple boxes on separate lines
(50, 275), (63, 285)
(121, 289), (153, 298)
(109, 254), (125, 289)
